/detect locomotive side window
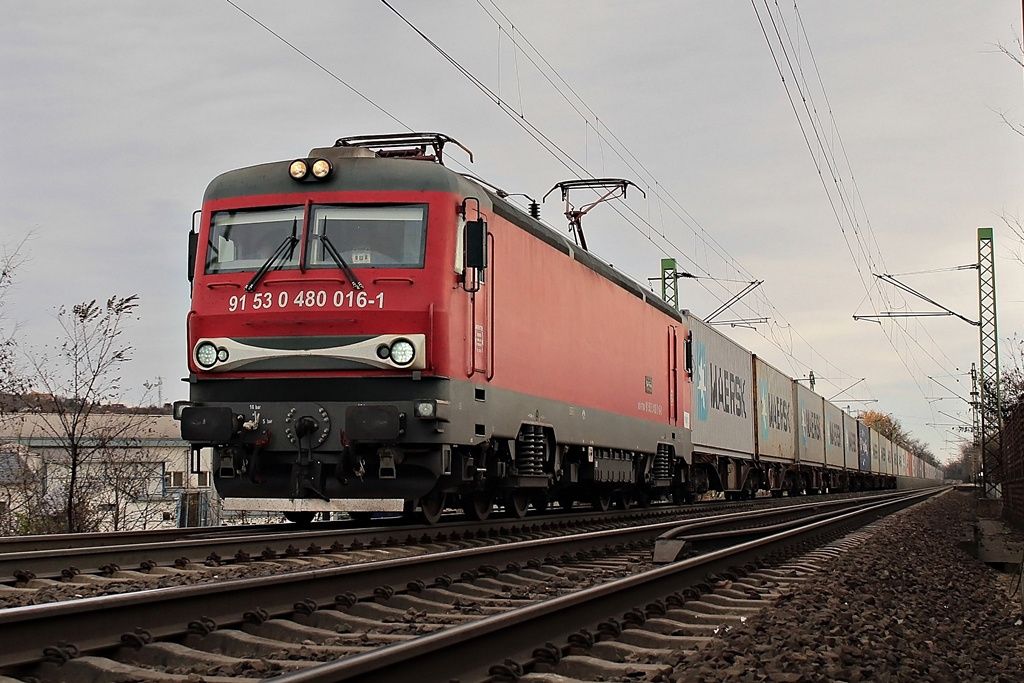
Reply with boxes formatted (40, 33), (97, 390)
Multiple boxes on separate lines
(205, 207), (303, 274)
(308, 205), (427, 269)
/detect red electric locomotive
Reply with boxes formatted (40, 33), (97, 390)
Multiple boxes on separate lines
(176, 133), (693, 523)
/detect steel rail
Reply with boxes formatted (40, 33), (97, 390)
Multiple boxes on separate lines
(0, 492), (882, 583)
(652, 490), (935, 561)
(0, 500), (721, 556)
(0, 488), (895, 557)
(266, 488), (941, 682)
(0, 520), (328, 554)
(0, 512), (684, 671)
(0, 489), (934, 674)
(0, 505), (685, 583)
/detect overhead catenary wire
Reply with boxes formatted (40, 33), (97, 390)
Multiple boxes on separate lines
(223, 0), (411, 131)
(226, 0), (880, 412)
(750, 0), (969, 433)
(468, 1), (872, 397)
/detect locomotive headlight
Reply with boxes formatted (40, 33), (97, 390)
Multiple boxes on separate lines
(389, 339), (415, 366)
(289, 159), (309, 179)
(311, 158), (332, 178)
(196, 342), (219, 368)
(414, 400), (436, 418)
(216, 348), (229, 363)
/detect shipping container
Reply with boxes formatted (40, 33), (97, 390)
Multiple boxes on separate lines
(858, 421), (871, 472)
(824, 401), (846, 469)
(684, 313), (756, 458)
(795, 383), (826, 465)
(845, 413), (860, 471)
(753, 357), (797, 463)
(870, 429), (881, 475)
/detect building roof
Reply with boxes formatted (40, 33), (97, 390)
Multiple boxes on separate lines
(0, 414), (185, 450)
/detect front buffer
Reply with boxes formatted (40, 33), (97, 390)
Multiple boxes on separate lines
(178, 375), (454, 519)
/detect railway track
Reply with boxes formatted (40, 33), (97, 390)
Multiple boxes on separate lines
(0, 490), (896, 589)
(0, 488), (941, 682)
(0, 505), (692, 589)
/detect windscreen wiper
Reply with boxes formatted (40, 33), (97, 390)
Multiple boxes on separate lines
(319, 233), (364, 290)
(245, 235), (298, 292)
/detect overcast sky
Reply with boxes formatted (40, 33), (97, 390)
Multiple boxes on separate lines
(2, 1), (1022, 464)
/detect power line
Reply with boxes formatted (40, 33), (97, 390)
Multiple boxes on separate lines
(467, 1), (872, 398)
(227, 0), (878, 412)
(750, 1), (969, 433)
(223, 0), (410, 130)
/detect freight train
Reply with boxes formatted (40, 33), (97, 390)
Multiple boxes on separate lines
(174, 133), (941, 524)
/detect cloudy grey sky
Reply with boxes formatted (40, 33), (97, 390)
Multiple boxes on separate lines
(2, 1), (1022, 464)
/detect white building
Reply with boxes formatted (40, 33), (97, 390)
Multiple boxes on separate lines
(0, 413), (216, 534)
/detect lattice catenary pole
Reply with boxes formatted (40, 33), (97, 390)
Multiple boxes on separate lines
(977, 227), (1002, 498)
(661, 258), (679, 311)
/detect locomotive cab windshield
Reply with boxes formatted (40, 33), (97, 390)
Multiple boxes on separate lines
(308, 205), (427, 269)
(204, 204), (428, 276)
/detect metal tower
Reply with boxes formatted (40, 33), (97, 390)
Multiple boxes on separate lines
(661, 258), (679, 311)
(977, 227), (1002, 498)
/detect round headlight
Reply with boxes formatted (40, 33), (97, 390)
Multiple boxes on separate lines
(389, 339), (415, 366)
(196, 342), (218, 368)
(311, 158), (332, 178)
(289, 159), (309, 179)
(415, 401), (435, 418)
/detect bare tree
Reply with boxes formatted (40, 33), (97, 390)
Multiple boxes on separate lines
(0, 235), (30, 400)
(859, 409), (940, 467)
(13, 295), (151, 533)
(944, 440), (979, 483)
(993, 31), (1024, 265)
(96, 424), (169, 531)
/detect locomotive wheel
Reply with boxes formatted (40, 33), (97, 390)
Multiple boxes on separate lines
(419, 491), (447, 525)
(283, 511), (316, 525)
(506, 491), (530, 519)
(463, 494), (493, 521)
(592, 492), (612, 512)
(614, 493), (633, 510)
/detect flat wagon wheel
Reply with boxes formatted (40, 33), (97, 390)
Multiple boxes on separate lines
(463, 493), (494, 521)
(506, 491), (530, 519)
(592, 492), (612, 512)
(418, 491), (447, 525)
